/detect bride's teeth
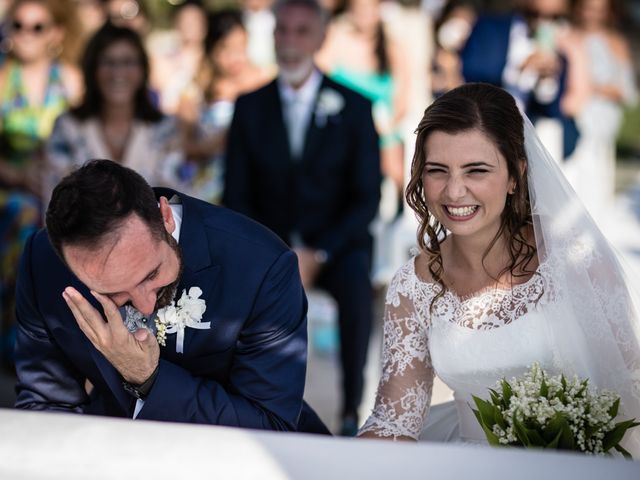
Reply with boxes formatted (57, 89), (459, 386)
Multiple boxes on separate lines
(447, 206), (477, 216)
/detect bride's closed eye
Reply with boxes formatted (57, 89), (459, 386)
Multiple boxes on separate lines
(425, 167), (447, 175)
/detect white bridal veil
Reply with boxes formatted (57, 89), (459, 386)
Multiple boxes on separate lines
(524, 118), (640, 455)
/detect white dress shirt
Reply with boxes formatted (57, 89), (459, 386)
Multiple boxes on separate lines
(278, 69), (323, 160)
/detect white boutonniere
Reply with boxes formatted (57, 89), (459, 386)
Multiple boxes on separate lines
(315, 88), (344, 128)
(155, 287), (209, 354)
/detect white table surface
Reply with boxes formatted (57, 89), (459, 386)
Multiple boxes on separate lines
(0, 409), (638, 479)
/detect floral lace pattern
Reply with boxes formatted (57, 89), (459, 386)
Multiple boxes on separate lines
(359, 257), (553, 440)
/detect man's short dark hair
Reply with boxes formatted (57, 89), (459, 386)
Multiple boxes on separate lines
(46, 159), (166, 259)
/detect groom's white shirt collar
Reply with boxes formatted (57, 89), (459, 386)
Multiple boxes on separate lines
(168, 195), (183, 243)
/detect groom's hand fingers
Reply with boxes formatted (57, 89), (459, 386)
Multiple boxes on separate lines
(63, 287), (104, 343)
(90, 291), (158, 359)
(90, 290), (130, 338)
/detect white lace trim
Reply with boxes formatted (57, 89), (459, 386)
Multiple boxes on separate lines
(359, 256), (555, 440)
(408, 256), (553, 330)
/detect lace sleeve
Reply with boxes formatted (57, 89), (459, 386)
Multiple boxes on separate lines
(358, 262), (434, 440)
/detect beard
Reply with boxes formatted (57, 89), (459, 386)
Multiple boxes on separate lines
(154, 232), (184, 310)
(277, 56), (314, 87)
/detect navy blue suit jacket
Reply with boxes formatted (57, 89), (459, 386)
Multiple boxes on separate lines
(224, 75), (381, 258)
(14, 189), (308, 431)
(461, 14), (578, 158)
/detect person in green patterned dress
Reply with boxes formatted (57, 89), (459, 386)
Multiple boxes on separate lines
(0, 0), (81, 368)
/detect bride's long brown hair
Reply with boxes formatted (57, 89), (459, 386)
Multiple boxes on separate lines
(405, 83), (536, 310)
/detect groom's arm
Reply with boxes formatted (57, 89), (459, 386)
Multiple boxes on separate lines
(135, 249), (307, 431)
(14, 233), (89, 412)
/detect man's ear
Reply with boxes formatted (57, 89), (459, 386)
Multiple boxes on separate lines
(158, 196), (176, 234)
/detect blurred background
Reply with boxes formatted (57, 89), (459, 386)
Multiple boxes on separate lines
(0, 0), (638, 434)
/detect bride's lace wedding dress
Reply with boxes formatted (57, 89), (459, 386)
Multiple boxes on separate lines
(358, 112), (640, 455)
(359, 255), (561, 442)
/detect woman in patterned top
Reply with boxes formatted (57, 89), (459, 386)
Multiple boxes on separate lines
(0, 0), (81, 367)
(45, 23), (185, 201)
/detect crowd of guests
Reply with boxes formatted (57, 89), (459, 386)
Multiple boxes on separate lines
(0, 0), (637, 435)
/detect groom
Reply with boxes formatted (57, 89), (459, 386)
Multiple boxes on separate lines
(14, 160), (327, 433)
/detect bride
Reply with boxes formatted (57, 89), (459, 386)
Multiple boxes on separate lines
(358, 83), (640, 456)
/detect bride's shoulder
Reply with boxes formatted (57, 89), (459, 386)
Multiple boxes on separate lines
(412, 251), (436, 284)
(387, 250), (436, 292)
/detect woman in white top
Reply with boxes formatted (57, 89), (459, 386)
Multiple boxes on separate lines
(358, 83), (640, 456)
(46, 23), (185, 202)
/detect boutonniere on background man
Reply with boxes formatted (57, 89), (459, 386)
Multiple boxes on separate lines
(472, 363), (639, 458)
(315, 88), (344, 128)
(155, 287), (209, 353)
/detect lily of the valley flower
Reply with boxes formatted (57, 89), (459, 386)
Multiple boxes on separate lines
(155, 287), (208, 353)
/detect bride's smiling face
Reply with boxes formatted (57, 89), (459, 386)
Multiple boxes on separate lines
(423, 128), (515, 239)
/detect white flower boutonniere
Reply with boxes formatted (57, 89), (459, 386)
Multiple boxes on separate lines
(155, 287), (209, 354)
(315, 88), (344, 128)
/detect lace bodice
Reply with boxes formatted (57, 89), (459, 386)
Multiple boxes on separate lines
(359, 256), (556, 441)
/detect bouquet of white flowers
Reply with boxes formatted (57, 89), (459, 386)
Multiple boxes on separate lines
(472, 363), (639, 458)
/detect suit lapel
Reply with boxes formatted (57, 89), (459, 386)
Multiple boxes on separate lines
(266, 80), (294, 165)
(301, 75), (330, 164)
(153, 189), (221, 359)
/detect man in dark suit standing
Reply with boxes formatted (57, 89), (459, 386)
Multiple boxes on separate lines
(14, 160), (328, 433)
(224, 0), (381, 435)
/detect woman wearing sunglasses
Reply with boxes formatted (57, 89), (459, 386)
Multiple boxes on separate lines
(0, 0), (81, 368)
